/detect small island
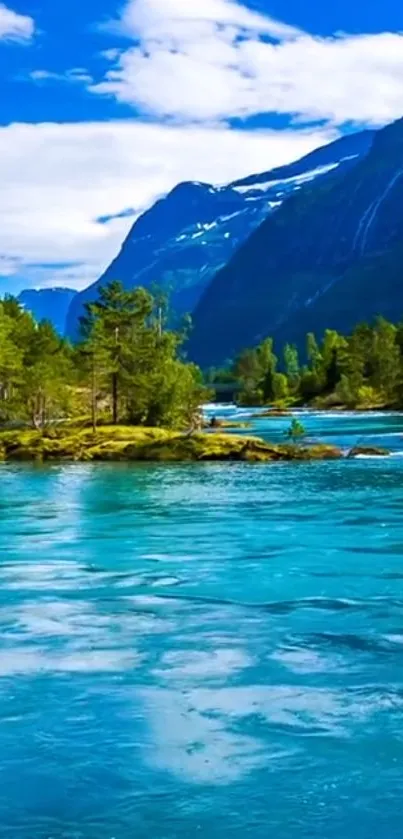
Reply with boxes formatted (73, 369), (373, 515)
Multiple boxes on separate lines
(0, 425), (345, 463)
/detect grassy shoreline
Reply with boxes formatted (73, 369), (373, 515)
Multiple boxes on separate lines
(0, 425), (344, 464)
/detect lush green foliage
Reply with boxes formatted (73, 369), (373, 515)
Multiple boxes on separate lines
(3, 282), (403, 430)
(217, 317), (403, 409)
(0, 283), (206, 430)
(0, 297), (75, 428)
(79, 281), (206, 428)
(285, 418), (306, 442)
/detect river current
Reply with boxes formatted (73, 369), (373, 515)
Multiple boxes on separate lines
(1, 409), (403, 838)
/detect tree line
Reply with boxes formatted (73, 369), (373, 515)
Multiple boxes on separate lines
(0, 282), (205, 430)
(2, 281), (402, 428)
(207, 317), (403, 409)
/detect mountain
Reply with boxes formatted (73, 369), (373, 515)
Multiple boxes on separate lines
(188, 118), (403, 367)
(65, 130), (373, 339)
(18, 288), (76, 335)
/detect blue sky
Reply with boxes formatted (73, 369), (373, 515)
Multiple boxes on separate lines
(0, 0), (402, 293)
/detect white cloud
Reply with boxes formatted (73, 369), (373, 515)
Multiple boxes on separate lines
(0, 120), (335, 292)
(30, 68), (93, 84)
(30, 70), (54, 81)
(91, 0), (403, 127)
(116, 0), (302, 43)
(0, 2), (34, 41)
(7, 0), (400, 296)
(0, 255), (19, 276)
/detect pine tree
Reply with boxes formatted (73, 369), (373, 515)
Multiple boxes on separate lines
(321, 330), (348, 393)
(306, 333), (322, 370)
(257, 338), (278, 402)
(0, 303), (23, 417)
(80, 282), (154, 424)
(79, 281), (205, 428)
(21, 321), (74, 429)
(284, 343), (300, 390)
(370, 317), (400, 402)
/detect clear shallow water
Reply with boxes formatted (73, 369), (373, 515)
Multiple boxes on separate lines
(1, 411), (403, 838)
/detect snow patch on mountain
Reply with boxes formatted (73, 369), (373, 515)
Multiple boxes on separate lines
(66, 130), (375, 338)
(232, 159), (354, 195)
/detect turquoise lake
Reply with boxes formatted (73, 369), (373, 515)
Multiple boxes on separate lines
(1, 410), (403, 838)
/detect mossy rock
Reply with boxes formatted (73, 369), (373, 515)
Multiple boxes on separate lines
(204, 419), (252, 430)
(0, 426), (343, 464)
(256, 409), (293, 418)
(347, 445), (390, 458)
(196, 434), (280, 462)
(240, 440), (284, 462)
(285, 444), (342, 461)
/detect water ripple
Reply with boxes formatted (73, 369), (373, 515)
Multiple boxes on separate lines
(1, 427), (403, 837)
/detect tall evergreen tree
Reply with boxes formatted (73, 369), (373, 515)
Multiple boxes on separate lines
(257, 338), (278, 402)
(284, 343), (300, 389)
(370, 317), (400, 401)
(79, 281), (205, 428)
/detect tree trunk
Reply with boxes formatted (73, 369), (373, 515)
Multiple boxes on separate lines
(41, 394), (47, 430)
(112, 373), (118, 425)
(112, 326), (119, 424)
(30, 395), (41, 429)
(91, 357), (97, 433)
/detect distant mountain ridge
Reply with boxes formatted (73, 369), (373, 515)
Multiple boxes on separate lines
(18, 288), (76, 335)
(188, 118), (403, 367)
(65, 129), (374, 339)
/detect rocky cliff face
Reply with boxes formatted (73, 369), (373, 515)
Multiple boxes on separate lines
(18, 288), (76, 334)
(189, 119), (403, 367)
(65, 130), (373, 339)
